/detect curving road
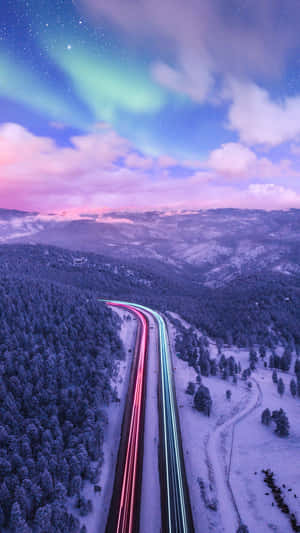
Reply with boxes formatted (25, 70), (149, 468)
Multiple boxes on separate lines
(105, 300), (194, 533)
(105, 303), (148, 533)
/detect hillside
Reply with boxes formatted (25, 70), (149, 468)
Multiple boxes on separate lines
(1, 243), (299, 350)
(0, 276), (124, 532)
(1, 209), (300, 287)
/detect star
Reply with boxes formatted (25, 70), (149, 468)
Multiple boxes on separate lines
(67, 44), (72, 50)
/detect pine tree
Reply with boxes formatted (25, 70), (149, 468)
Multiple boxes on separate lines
(222, 367), (229, 380)
(70, 475), (82, 497)
(210, 359), (218, 376)
(276, 412), (290, 437)
(249, 348), (258, 364)
(242, 368), (251, 381)
(186, 382), (195, 395)
(194, 385), (212, 416)
(280, 350), (292, 371)
(259, 346), (266, 359)
(226, 390), (232, 401)
(249, 348), (258, 370)
(272, 409), (290, 437)
(0, 505), (4, 529)
(237, 525), (249, 533)
(290, 379), (297, 397)
(294, 358), (300, 377)
(272, 369), (278, 383)
(227, 356), (236, 376)
(261, 408), (271, 426)
(0, 481), (11, 517)
(34, 504), (52, 532)
(41, 469), (54, 498)
(68, 512), (80, 532)
(202, 358), (210, 377)
(10, 502), (23, 532)
(277, 378), (285, 396)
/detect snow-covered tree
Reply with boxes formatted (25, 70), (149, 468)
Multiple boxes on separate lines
(277, 378), (285, 396)
(290, 379), (297, 397)
(186, 382), (196, 395)
(194, 385), (212, 416)
(272, 409), (290, 437)
(226, 390), (232, 401)
(237, 525), (249, 533)
(261, 408), (271, 426)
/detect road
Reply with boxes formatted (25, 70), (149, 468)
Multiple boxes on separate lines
(105, 303), (148, 533)
(105, 300), (194, 533)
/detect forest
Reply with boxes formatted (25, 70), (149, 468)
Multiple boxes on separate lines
(0, 242), (299, 531)
(0, 244), (299, 349)
(0, 276), (124, 532)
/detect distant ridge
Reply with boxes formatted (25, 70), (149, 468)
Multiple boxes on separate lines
(0, 208), (299, 287)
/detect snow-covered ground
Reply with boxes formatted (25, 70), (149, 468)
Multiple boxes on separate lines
(231, 369), (300, 533)
(81, 308), (137, 533)
(80, 307), (299, 533)
(167, 316), (300, 533)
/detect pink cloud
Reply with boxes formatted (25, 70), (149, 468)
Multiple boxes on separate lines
(1, 123), (300, 212)
(156, 155), (178, 168)
(0, 123), (55, 166)
(125, 153), (153, 170)
(248, 183), (300, 206)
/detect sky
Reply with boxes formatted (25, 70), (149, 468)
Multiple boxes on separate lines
(1, 0), (300, 212)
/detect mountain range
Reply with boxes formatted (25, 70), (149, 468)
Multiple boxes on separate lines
(1, 208), (300, 286)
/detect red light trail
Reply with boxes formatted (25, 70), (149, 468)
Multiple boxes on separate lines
(107, 302), (148, 533)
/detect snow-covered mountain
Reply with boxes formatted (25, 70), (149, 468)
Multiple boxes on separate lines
(1, 208), (299, 286)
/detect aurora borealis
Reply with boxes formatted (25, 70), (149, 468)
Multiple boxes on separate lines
(1, 0), (300, 211)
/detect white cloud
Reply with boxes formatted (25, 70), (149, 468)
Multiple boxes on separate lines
(207, 142), (257, 176)
(226, 79), (300, 147)
(248, 183), (300, 205)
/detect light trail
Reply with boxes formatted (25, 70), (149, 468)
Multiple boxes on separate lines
(105, 302), (148, 533)
(105, 300), (193, 533)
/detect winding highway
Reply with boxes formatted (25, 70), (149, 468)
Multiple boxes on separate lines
(105, 303), (148, 533)
(105, 300), (194, 533)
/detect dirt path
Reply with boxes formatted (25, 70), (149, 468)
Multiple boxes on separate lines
(206, 377), (263, 533)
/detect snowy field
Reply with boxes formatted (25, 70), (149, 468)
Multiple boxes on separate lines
(232, 368), (300, 533)
(167, 315), (300, 533)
